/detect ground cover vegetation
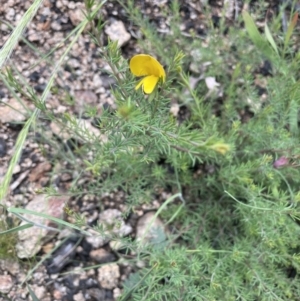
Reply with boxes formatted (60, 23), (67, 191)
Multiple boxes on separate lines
(1, 0), (300, 300)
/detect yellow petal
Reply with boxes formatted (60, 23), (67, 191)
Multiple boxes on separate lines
(130, 54), (165, 81)
(135, 75), (159, 94)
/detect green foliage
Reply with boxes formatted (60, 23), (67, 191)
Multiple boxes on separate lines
(243, 11), (277, 60)
(0, 211), (18, 259)
(1, 0), (300, 300)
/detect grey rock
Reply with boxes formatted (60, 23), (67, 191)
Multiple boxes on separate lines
(86, 209), (132, 248)
(51, 21), (62, 31)
(136, 211), (167, 246)
(0, 98), (27, 123)
(16, 194), (67, 258)
(73, 291), (85, 301)
(0, 259), (20, 276)
(90, 248), (116, 263)
(46, 237), (78, 274)
(100, 75), (116, 89)
(97, 263), (120, 289)
(0, 137), (7, 157)
(75, 90), (98, 104)
(0, 274), (13, 294)
(69, 3), (85, 26)
(105, 20), (131, 47)
(85, 288), (106, 300)
(29, 284), (46, 300)
(86, 228), (107, 249)
(6, 8), (15, 21)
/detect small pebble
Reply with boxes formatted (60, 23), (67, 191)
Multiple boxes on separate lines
(0, 275), (13, 294)
(104, 20), (131, 47)
(0, 137), (7, 157)
(97, 263), (120, 289)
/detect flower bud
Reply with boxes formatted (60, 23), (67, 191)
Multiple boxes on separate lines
(209, 142), (230, 155)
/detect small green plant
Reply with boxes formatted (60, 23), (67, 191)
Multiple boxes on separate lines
(0, 219), (18, 259)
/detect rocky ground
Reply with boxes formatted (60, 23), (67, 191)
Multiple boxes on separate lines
(0, 0), (292, 300)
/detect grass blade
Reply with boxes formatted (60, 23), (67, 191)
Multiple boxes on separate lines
(0, 223), (33, 235)
(0, 0), (44, 68)
(0, 113), (37, 202)
(284, 12), (298, 52)
(27, 285), (40, 301)
(7, 207), (92, 236)
(264, 22), (279, 55)
(242, 11), (274, 60)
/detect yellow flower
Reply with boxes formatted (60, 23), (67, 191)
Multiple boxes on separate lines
(130, 54), (166, 94)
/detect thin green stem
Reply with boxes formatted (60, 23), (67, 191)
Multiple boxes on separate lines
(179, 71), (205, 127)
